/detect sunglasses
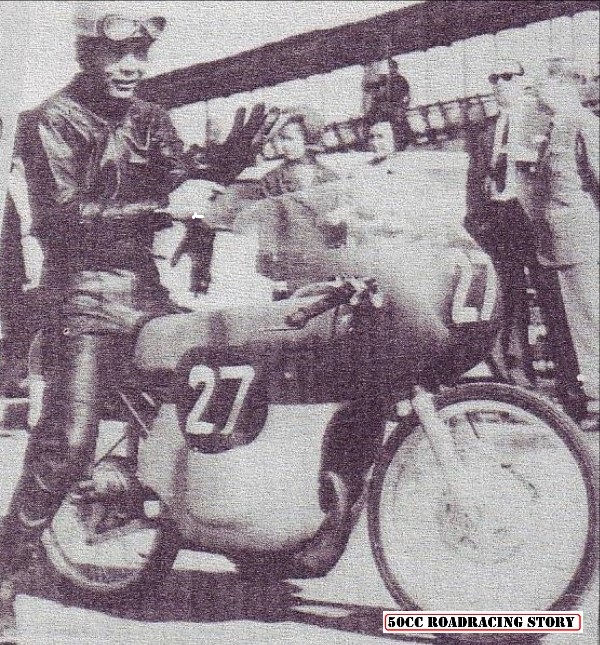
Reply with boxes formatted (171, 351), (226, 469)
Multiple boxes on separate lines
(101, 15), (166, 42)
(489, 69), (524, 85)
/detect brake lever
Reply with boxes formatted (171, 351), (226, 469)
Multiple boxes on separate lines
(288, 281), (359, 329)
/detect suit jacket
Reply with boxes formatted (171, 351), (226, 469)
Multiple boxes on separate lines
(464, 116), (498, 249)
(525, 108), (599, 268)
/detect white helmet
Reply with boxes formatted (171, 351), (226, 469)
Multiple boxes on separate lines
(73, 1), (166, 41)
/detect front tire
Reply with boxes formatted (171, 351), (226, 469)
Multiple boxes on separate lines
(368, 383), (598, 643)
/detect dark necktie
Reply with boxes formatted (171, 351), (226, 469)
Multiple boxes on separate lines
(493, 117), (509, 193)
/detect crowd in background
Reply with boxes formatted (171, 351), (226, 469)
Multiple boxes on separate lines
(214, 55), (600, 429)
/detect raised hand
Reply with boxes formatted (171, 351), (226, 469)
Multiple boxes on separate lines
(205, 104), (281, 182)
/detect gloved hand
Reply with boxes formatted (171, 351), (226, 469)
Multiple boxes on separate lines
(170, 217), (217, 295)
(203, 103), (281, 183)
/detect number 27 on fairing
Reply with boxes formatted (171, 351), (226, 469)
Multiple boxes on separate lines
(185, 364), (256, 437)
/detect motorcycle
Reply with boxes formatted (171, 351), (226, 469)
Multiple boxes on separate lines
(29, 194), (597, 644)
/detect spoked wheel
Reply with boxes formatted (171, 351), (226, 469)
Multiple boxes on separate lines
(368, 383), (598, 643)
(42, 487), (179, 600)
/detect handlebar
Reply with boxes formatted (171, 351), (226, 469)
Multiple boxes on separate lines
(284, 281), (357, 329)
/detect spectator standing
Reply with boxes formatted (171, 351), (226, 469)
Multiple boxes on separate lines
(465, 60), (539, 387)
(526, 58), (599, 429)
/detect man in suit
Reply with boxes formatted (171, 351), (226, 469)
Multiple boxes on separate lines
(465, 61), (586, 411)
(465, 60), (539, 387)
(527, 58), (599, 429)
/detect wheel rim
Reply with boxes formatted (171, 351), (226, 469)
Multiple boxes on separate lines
(43, 494), (166, 592)
(375, 398), (592, 611)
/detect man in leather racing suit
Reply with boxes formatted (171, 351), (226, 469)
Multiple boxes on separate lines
(0, 6), (273, 639)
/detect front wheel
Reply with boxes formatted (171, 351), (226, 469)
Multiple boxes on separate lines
(368, 383), (598, 643)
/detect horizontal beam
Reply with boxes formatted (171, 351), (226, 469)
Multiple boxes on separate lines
(139, 0), (598, 108)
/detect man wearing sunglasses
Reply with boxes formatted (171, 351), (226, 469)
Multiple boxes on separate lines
(465, 60), (541, 388)
(0, 3), (276, 640)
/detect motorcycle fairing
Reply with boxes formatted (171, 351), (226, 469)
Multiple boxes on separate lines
(134, 235), (501, 551)
(137, 397), (345, 552)
(135, 235), (501, 410)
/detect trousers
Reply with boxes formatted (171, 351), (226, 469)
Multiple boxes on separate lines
(558, 261), (600, 403)
(0, 331), (109, 578)
(482, 200), (583, 399)
(484, 200), (539, 383)
(0, 268), (178, 580)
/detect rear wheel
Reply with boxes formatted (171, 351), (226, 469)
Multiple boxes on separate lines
(368, 383), (598, 643)
(42, 486), (178, 601)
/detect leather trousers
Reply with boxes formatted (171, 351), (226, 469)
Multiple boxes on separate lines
(0, 268), (179, 579)
(0, 332), (107, 577)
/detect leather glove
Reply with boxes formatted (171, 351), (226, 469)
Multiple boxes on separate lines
(170, 218), (217, 295)
(202, 103), (281, 184)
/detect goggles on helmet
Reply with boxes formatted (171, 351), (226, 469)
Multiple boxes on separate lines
(75, 14), (166, 41)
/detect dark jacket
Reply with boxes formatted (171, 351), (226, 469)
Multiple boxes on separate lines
(15, 74), (212, 278)
(0, 74), (236, 338)
(464, 116), (498, 250)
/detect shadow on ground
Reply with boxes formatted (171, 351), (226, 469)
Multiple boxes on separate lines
(26, 566), (434, 643)
(24, 565), (549, 644)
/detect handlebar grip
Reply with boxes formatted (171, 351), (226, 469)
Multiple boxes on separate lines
(284, 283), (355, 329)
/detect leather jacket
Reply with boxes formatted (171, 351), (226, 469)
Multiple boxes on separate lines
(17, 73), (211, 280)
